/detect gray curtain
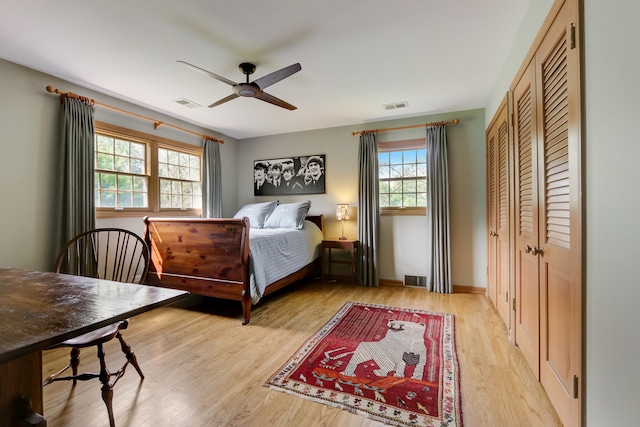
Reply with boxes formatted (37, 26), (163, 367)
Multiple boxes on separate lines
(425, 125), (452, 293)
(59, 97), (95, 250)
(357, 132), (379, 287)
(201, 138), (222, 218)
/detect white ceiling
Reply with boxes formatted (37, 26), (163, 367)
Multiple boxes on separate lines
(0, 0), (528, 140)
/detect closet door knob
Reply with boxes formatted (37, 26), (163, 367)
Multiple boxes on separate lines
(531, 246), (544, 256)
(525, 244), (532, 253)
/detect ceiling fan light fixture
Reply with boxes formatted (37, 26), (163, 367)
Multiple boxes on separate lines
(235, 85), (259, 97)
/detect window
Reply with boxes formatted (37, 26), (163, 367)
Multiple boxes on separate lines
(158, 148), (202, 209)
(378, 139), (427, 215)
(95, 135), (149, 209)
(95, 122), (202, 218)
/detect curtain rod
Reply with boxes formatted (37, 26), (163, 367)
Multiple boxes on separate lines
(351, 119), (460, 136)
(45, 86), (224, 144)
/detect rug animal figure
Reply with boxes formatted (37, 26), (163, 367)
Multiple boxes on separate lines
(341, 319), (428, 380)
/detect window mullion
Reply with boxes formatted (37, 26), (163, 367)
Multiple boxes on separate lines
(149, 141), (159, 212)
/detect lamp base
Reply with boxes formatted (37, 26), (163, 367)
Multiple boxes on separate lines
(338, 220), (348, 240)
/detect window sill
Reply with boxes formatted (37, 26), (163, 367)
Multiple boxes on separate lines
(381, 208), (426, 216)
(96, 209), (202, 219)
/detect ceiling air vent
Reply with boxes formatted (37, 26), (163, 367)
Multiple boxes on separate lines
(383, 101), (408, 111)
(174, 98), (201, 109)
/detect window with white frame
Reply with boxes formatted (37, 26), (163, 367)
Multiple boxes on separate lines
(94, 122), (202, 217)
(378, 138), (427, 215)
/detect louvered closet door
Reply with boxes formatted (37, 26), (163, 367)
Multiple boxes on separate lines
(536, 1), (581, 425)
(487, 96), (510, 329)
(512, 60), (540, 377)
(486, 124), (498, 307)
(495, 106), (511, 327)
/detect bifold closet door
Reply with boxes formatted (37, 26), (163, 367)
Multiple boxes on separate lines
(495, 105), (510, 327)
(536, 1), (582, 425)
(512, 59), (540, 378)
(511, 1), (582, 425)
(486, 120), (498, 308)
(486, 98), (511, 328)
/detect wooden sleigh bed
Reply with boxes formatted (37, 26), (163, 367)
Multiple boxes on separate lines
(143, 215), (324, 325)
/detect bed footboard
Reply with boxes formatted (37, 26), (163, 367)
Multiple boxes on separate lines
(143, 216), (252, 320)
(143, 215), (323, 324)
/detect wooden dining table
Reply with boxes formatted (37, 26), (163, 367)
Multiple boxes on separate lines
(0, 267), (189, 426)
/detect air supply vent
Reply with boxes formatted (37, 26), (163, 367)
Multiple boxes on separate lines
(404, 275), (427, 288)
(174, 98), (201, 109)
(383, 101), (408, 111)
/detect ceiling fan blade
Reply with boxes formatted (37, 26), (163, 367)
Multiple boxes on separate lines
(208, 93), (239, 108)
(177, 60), (237, 86)
(255, 92), (297, 110)
(253, 63), (301, 90)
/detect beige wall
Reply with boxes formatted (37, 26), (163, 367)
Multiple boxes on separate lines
(238, 108), (486, 288)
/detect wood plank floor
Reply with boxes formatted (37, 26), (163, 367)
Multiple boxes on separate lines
(42, 279), (561, 426)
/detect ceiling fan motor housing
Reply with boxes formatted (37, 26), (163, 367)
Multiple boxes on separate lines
(234, 83), (260, 97)
(235, 62), (260, 96)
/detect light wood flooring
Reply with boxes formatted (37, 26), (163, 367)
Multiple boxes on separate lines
(42, 279), (561, 426)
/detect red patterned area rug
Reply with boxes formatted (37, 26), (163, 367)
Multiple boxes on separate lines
(265, 301), (463, 427)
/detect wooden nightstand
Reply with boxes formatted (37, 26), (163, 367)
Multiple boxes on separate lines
(321, 239), (359, 284)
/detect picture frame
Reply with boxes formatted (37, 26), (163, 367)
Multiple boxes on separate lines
(253, 154), (325, 196)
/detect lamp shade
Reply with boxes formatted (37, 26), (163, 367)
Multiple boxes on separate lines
(336, 204), (350, 221)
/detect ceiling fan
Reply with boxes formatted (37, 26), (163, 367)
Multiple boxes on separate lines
(177, 60), (301, 110)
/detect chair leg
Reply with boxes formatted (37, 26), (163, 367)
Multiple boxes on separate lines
(70, 347), (80, 386)
(116, 331), (144, 379)
(97, 343), (116, 427)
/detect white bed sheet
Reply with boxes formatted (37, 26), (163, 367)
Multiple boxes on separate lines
(248, 220), (323, 304)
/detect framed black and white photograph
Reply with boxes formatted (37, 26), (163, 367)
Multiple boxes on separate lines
(253, 154), (325, 196)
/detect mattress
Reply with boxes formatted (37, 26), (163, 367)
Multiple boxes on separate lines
(248, 220), (323, 303)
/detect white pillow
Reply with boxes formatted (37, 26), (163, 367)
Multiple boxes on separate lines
(263, 201), (311, 229)
(233, 201), (278, 228)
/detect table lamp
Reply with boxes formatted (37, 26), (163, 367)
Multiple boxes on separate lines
(336, 204), (350, 240)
